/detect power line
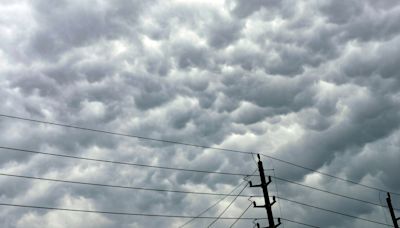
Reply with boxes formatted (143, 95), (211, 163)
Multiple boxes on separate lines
(229, 201), (253, 228)
(15, 142), (386, 209)
(271, 168), (285, 228)
(1, 113), (399, 196)
(279, 218), (321, 228)
(179, 170), (257, 227)
(272, 176), (400, 210)
(277, 196), (392, 227)
(25, 171), (390, 228)
(0, 114), (252, 154)
(178, 182), (246, 227)
(379, 191), (391, 225)
(0, 146), (260, 177)
(0, 203), (261, 220)
(0, 172), (262, 198)
(207, 183), (249, 227)
(260, 154), (400, 196)
(2, 113), (397, 226)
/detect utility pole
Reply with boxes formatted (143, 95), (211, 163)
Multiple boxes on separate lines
(250, 154), (281, 228)
(386, 192), (399, 228)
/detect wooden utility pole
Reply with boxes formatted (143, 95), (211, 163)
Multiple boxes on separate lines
(386, 192), (399, 228)
(250, 154), (281, 228)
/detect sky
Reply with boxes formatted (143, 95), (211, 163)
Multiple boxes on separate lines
(1, 0), (400, 227)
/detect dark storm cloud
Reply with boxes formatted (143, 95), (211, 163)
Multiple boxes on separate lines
(278, 91), (400, 180)
(341, 36), (400, 81)
(221, 73), (316, 112)
(1, 0), (400, 227)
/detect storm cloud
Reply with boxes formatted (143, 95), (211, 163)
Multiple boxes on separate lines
(1, 0), (400, 227)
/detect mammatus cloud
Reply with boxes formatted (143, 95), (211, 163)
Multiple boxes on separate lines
(1, 0), (400, 227)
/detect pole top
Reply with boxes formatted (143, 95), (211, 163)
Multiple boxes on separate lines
(257, 154), (260, 160)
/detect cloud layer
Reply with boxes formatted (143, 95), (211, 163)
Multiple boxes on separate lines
(1, 0), (400, 227)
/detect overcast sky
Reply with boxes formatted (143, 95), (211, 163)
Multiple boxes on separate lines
(1, 0), (400, 227)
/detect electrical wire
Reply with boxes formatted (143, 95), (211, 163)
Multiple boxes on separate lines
(229, 201), (253, 228)
(5, 145), (394, 210)
(5, 169), (359, 228)
(276, 196), (392, 227)
(2, 113), (398, 226)
(260, 154), (400, 196)
(207, 183), (249, 227)
(1, 113), (398, 196)
(0, 172), (262, 198)
(0, 146), (260, 176)
(270, 160), (285, 228)
(0, 203), (261, 220)
(179, 170), (257, 227)
(279, 218), (321, 228)
(379, 191), (390, 226)
(272, 176), (400, 210)
(0, 114), (252, 154)
(178, 181), (247, 227)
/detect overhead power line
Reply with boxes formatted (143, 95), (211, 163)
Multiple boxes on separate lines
(179, 180), (249, 227)
(5, 145), (396, 211)
(260, 154), (400, 196)
(179, 170), (257, 228)
(0, 114), (252, 154)
(0, 146), (260, 177)
(0, 203), (261, 220)
(2, 170), (261, 224)
(229, 201), (253, 228)
(277, 196), (391, 227)
(279, 218), (321, 228)
(207, 183), (249, 227)
(255, 217), (321, 228)
(0, 172), (262, 198)
(1, 113), (399, 196)
(272, 176), (399, 210)
(5, 145), (392, 210)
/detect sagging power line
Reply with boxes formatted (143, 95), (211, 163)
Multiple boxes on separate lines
(178, 177), (253, 227)
(277, 196), (392, 227)
(207, 183), (249, 227)
(260, 153), (400, 196)
(0, 172), (261, 198)
(272, 176), (399, 210)
(2, 145), (397, 212)
(0, 146), (261, 177)
(1, 113), (399, 227)
(279, 218), (321, 228)
(1, 113), (398, 196)
(229, 201), (253, 228)
(251, 156), (395, 227)
(3, 168), (390, 227)
(0, 203), (262, 220)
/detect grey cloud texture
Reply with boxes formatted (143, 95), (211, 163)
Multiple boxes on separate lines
(1, 0), (400, 227)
